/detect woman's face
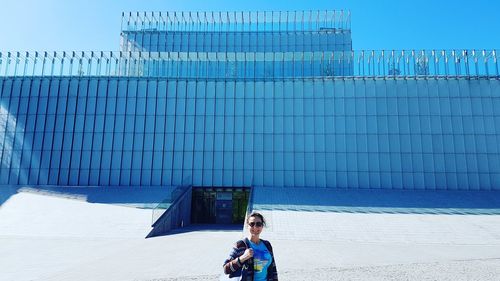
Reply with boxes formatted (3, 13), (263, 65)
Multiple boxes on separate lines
(247, 216), (264, 237)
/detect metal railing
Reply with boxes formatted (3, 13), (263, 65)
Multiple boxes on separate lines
(0, 50), (498, 78)
(121, 10), (351, 32)
(147, 184), (193, 238)
(151, 184), (191, 225)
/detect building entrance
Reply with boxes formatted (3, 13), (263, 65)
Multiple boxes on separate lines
(191, 187), (250, 224)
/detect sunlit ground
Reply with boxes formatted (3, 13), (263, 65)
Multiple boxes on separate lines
(1, 187), (500, 280)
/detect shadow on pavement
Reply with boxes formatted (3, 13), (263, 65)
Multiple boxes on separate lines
(0, 186), (21, 206)
(1, 185), (174, 208)
(157, 224), (243, 236)
(252, 187), (500, 215)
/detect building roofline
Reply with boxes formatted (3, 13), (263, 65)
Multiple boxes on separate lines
(1, 50), (498, 78)
(120, 10), (351, 32)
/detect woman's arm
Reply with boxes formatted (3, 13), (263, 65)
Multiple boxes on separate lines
(223, 240), (251, 275)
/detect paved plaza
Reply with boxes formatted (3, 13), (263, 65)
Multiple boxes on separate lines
(1, 188), (500, 280)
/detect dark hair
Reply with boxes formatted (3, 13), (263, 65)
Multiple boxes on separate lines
(247, 212), (266, 226)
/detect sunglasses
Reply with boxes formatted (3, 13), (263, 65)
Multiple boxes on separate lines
(248, 222), (263, 227)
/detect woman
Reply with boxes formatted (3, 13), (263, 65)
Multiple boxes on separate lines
(223, 212), (278, 281)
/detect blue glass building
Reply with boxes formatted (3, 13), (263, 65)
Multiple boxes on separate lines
(0, 11), (499, 214)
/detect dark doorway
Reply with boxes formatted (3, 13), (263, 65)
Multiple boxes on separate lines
(191, 187), (250, 224)
(191, 188), (216, 224)
(232, 189), (250, 224)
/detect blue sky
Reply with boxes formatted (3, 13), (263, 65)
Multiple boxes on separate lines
(0, 0), (499, 52)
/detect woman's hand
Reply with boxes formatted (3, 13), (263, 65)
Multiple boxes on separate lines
(240, 248), (254, 262)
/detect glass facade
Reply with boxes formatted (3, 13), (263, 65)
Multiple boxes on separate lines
(0, 10), (499, 190)
(120, 10), (352, 78)
(121, 30), (352, 52)
(1, 77), (499, 189)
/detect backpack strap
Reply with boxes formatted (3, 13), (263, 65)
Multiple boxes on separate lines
(230, 238), (250, 274)
(242, 237), (250, 249)
(235, 238), (249, 250)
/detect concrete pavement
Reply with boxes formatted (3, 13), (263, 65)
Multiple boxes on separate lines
(1, 187), (500, 280)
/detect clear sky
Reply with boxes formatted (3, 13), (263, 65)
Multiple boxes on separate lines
(0, 0), (499, 52)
